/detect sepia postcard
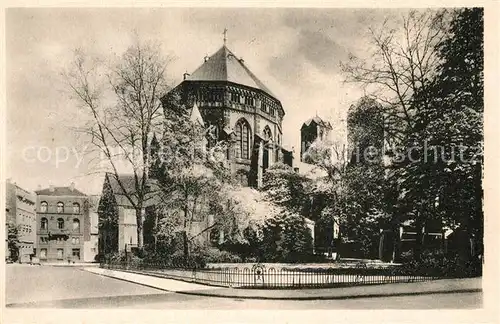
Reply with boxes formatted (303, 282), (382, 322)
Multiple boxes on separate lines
(1, 1), (498, 324)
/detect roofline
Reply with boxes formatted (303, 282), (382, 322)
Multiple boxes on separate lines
(171, 80), (286, 116)
(35, 194), (88, 198)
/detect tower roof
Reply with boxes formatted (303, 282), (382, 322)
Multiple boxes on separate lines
(301, 116), (332, 129)
(186, 45), (276, 98)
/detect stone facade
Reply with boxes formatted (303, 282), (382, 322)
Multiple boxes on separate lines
(164, 45), (293, 188)
(300, 116), (333, 162)
(5, 180), (37, 263)
(35, 185), (90, 263)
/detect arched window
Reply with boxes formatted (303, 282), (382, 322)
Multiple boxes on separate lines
(40, 201), (48, 213)
(57, 202), (64, 213)
(73, 218), (80, 231)
(236, 170), (249, 186)
(72, 203), (80, 214)
(41, 217), (48, 230)
(263, 126), (273, 142)
(235, 119), (252, 159)
(207, 124), (219, 148)
(57, 218), (64, 229)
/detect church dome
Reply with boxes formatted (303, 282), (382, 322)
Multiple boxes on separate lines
(186, 45), (277, 99)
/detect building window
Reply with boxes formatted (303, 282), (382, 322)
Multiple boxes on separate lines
(40, 201), (48, 213)
(57, 202), (64, 213)
(40, 248), (47, 259)
(40, 237), (48, 244)
(207, 124), (219, 148)
(72, 218), (80, 231)
(57, 249), (64, 260)
(235, 119), (252, 159)
(73, 203), (80, 214)
(41, 217), (48, 230)
(71, 237), (80, 245)
(263, 126), (273, 142)
(231, 92), (240, 103)
(244, 96), (255, 106)
(57, 218), (64, 229)
(72, 249), (80, 260)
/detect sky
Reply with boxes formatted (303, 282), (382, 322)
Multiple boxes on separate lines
(5, 8), (406, 194)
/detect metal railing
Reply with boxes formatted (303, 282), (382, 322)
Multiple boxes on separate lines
(101, 261), (440, 289)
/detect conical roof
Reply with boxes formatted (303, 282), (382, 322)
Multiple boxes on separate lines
(301, 116), (332, 129)
(186, 45), (276, 98)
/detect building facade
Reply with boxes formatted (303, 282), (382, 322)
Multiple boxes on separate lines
(162, 44), (293, 188)
(35, 184), (90, 263)
(5, 179), (37, 263)
(84, 195), (100, 262)
(98, 173), (158, 255)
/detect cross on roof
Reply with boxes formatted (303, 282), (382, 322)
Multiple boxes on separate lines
(223, 28), (228, 45)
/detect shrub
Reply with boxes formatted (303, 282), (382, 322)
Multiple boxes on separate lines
(197, 247), (242, 263)
(399, 249), (482, 277)
(169, 251), (206, 269)
(256, 212), (314, 263)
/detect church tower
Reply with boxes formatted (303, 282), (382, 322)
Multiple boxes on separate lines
(300, 116), (333, 162)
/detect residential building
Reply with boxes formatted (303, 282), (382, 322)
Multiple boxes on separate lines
(35, 183), (90, 263)
(84, 195), (100, 262)
(5, 179), (37, 263)
(98, 174), (158, 255)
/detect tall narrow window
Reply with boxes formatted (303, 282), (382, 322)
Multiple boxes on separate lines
(235, 119), (251, 160)
(40, 248), (47, 259)
(72, 249), (80, 260)
(40, 201), (48, 213)
(57, 202), (64, 213)
(57, 249), (64, 260)
(235, 123), (242, 158)
(263, 126), (273, 142)
(57, 218), (64, 229)
(41, 217), (48, 230)
(72, 218), (80, 232)
(72, 203), (80, 214)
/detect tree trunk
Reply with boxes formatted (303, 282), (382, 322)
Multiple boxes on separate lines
(392, 225), (402, 263)
(378, 232), (385, 261)
(153, 211), (158, 254)
(136, 207), (144, 254)
(182, 188), (190, 260)
(414, 214), (424, 262)
(183, 231), (189, 259)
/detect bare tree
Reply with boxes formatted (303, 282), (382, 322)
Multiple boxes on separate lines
(64, 41), (174, 252)
(341, 9), (449, 145)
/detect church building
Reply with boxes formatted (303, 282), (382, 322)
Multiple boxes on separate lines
(162, 42), (293, 188)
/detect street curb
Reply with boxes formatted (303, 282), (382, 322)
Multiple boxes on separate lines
(82, 268), (482, 301)
(79, 268), (176, 294)
(175, 288), (482, 301)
